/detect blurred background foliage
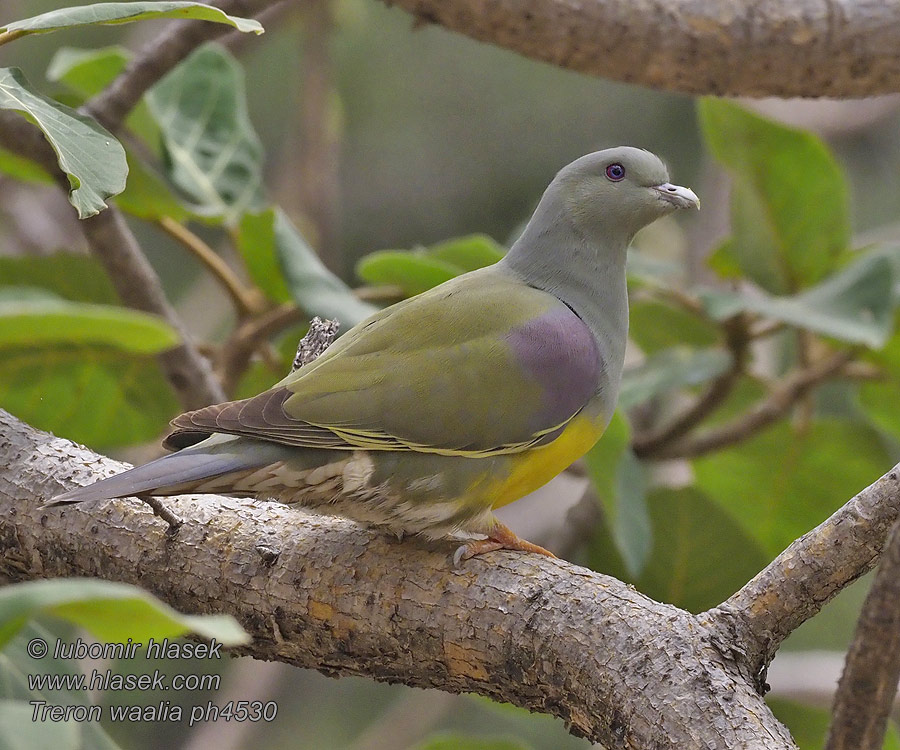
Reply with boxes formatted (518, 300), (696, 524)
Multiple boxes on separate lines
(3, 0), (900, 748)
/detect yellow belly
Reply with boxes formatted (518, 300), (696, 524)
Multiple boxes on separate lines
(485, 415), (606, 509)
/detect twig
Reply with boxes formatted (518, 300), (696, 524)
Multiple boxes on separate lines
(825, 515), (900, 750)
(632, 315), (749, 458)
(705, 464), (900, 686)
(157, 216), (266, 317)
(0, 30), (25, 48)
(649, 350), (855, 460)
(217, 302), (307, 393)
(749, 319), (786, 340)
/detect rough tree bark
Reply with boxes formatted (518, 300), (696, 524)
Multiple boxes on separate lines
(0, 409), (795, 748)
(1, 408), (898, 748)
(387, 0), (900, 97)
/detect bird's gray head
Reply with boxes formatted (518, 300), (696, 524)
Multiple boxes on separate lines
(553, 146), (699, 241)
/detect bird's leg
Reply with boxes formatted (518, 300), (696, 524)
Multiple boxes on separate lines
(453, 521), (557, 567)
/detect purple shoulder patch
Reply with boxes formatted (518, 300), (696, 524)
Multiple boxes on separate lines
(505, 305), (603, 432)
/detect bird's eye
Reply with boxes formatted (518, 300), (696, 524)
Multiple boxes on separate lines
(606, 163), (625, 182)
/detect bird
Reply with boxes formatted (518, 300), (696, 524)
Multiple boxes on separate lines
(48, 147), (699, 563)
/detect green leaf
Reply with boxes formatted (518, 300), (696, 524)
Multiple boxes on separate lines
(698, 98), (849, 292)
(0, 2), (263, 40)
(629, 299), (719, 355)
(0, 622), (123, 750)
(427, 234), (505, 271)
(236, 210), (292, 303)
(584, 411), (653, 578)
(0, 67), (127, 219)
(356, 234), (506, 297)
(0, 579), (249, 649)
(415, 735), (531, 750)
(115, 156), (189, 221)
(0, 299), (178, 354)
(588, 487), (768, 612)
(0, 346), (179, 449)
(272, 208), (376, 327)
(701, 251), (897, 348)
(0, 253), (117, 304)
(47, 46), (160, 148)
(694, 419), (891, 557)
(626, 250), (683, 286)
(0, 145), (52, 184)
(47, 46), (129, 98)
(356, 250), (459, 296)
(0, 699), (81, 750)
(618, 347), (732, 410)
(584, 412), (651, 577)
(147, 44), (265, 224)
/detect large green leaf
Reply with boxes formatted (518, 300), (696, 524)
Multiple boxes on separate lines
(698, 99), (849, 293)
(0, 253), (118, 303)
(0, 145), (53, 184)
(426, 234), (505, 271)
(235, 210), (294, 304)
(115, 157), (189, 221)
(588, 486), (768, 612)
(0, 622), (119, 750)
(356, 251), (459, 296)
(0, 298), (178, 354)
(356, 234), (506, 297)
(701, 250), (897, 348)
(0, 2), (263, 40)
(47, 46), (161, 148)
(629, 299), (718, 355)
(583, 412), (651, 577)
(0, 622), (123, 750)
(0, 579), (248, 649)
(618, 347), (732, 410)
(147, 44), (265, 224)
(0, 346), (179, 449)
(271, 208), (376, 327)
(0, 699), (81, 750)
(694, 419), (891, 557)
(0, 67), (127, 219)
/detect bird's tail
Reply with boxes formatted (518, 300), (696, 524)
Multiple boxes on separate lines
(45, 434), (289, 507)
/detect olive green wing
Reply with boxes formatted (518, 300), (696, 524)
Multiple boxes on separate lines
(167, 268), (603, 455)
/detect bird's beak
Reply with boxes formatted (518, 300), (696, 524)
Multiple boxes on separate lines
(653, 183), (700, 210)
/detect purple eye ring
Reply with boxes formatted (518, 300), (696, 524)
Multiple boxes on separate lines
(606, 163), (625, 182)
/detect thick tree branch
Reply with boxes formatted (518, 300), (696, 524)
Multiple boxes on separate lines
(0, 409), (796, 749)
(706, 465), (900, 687)
(825, 514), (900, 750)
(388, 0), (900, 97)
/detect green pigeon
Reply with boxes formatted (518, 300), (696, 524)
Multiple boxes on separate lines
(49, 147), (698, 562)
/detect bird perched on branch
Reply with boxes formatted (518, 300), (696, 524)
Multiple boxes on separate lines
(49, 148), (698, 563)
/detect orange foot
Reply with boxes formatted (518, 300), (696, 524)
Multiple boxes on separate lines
(452, 521), (557, 567)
